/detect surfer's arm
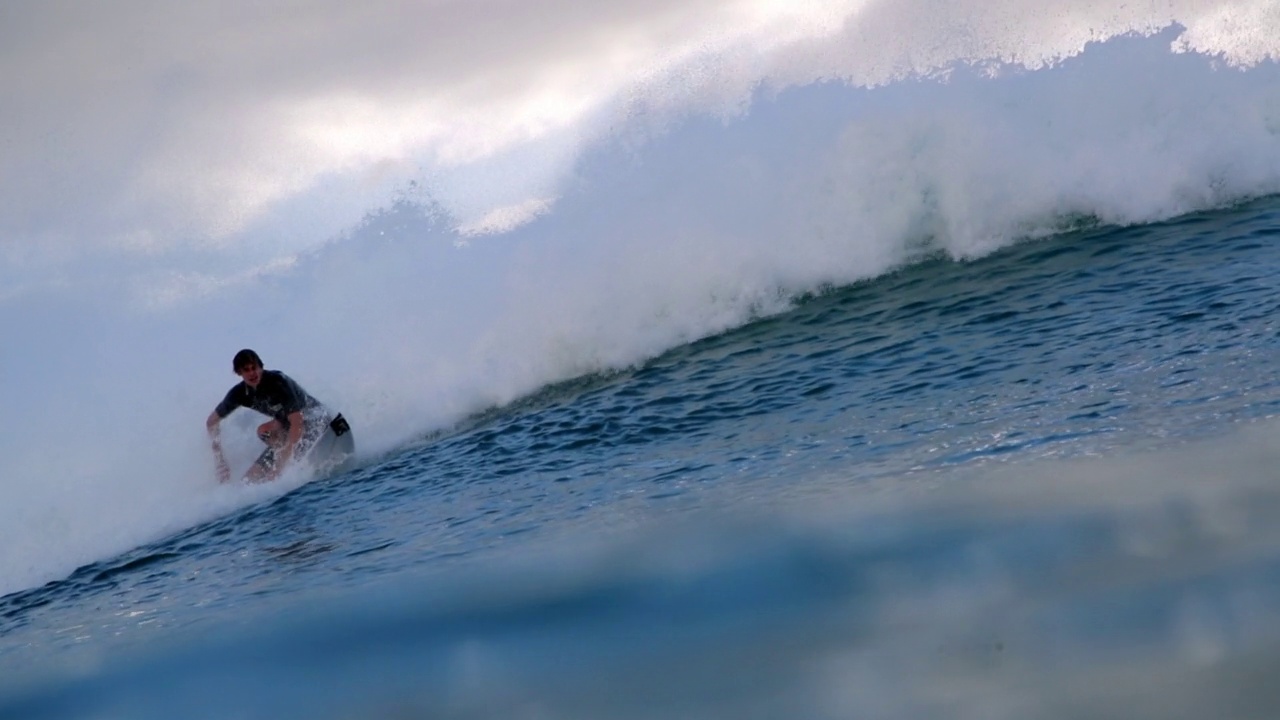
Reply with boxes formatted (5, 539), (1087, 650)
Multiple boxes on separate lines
(206, 410), (232, 483)
(272, 410), (305, 475)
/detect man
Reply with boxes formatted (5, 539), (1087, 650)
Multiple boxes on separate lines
(206, 349), (353, 483)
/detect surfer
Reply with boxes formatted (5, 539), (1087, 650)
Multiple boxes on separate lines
(206, 349), (353, 483)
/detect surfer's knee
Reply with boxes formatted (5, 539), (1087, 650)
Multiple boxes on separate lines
(257, 420), (284, 445)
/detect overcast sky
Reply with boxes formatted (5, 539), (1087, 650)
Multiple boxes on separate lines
(0, 1), (850, 254)
(0, 0), (1274, 266)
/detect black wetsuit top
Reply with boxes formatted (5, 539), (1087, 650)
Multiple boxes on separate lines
(215, 370), (322, 429)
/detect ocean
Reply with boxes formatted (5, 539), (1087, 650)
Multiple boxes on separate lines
(2, 4), (1280, 719)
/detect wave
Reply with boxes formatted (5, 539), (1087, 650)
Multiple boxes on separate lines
(1, 12), (1278, 597)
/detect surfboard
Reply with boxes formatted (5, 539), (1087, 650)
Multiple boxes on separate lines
(310, 414), (356, 475)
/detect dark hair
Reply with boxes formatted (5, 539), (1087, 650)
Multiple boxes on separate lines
(233, 349), (263, 372)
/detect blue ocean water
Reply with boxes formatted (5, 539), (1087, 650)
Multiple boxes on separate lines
(5, 195), (1280, 718)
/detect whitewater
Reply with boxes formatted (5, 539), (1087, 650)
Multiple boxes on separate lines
(2, 1), (1280, 717)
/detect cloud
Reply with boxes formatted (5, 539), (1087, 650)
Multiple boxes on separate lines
(0, 0), (835, 254)
(1, 0), (1273, 267)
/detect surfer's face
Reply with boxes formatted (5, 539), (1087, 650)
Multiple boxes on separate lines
(236, 362), (264, 388)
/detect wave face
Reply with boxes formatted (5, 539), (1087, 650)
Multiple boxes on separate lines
(0, 0), (1278, 643)
(5, 197), (1280, 718)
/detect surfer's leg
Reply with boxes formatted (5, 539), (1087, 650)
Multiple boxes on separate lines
(244, 458), (273, 483)
(257, 419), (286, 449)
(239, 420), (285, 483)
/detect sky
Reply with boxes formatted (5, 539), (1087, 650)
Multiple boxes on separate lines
(0, 1), (850, 261)
(2, 0), (1275, 284)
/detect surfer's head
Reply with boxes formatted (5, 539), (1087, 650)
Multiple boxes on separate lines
(232, 348), (262, 373)
(233, 349), (264, 386)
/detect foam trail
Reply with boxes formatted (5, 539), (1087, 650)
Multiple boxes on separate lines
(1, 3), (1279, 596)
